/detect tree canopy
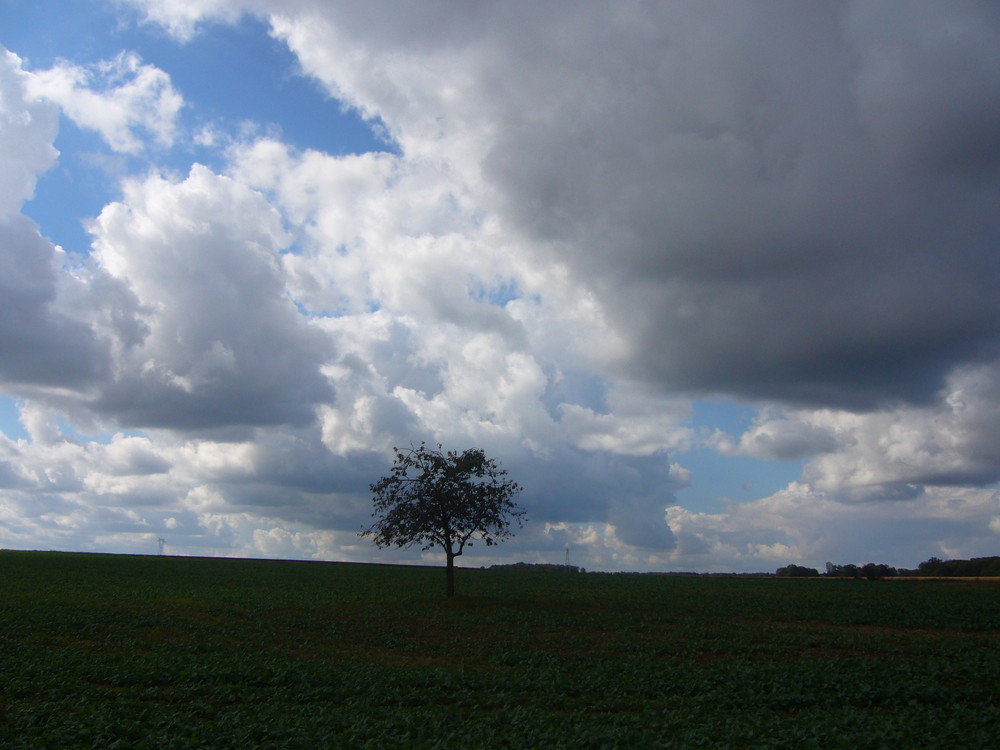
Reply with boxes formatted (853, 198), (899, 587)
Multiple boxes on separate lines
(360, 443), (525, 596)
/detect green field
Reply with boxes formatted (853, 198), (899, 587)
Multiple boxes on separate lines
(2, 550), (999, 748)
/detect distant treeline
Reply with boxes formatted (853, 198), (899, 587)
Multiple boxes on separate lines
(486, 562), (585, 574)
(776, 556), (1000, 579)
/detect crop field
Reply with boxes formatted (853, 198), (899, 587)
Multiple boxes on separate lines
(2, 551), (999, 748)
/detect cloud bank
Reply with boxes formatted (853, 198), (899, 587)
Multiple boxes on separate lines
(1, 1), (999, 571)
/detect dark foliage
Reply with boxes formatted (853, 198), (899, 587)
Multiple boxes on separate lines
(775, 564), (820, 578)
(360, 443), (525, 595)
(819, 556), (1000, 579)
(916, 556), (1000, 577)
(5, 550), (1000, 748)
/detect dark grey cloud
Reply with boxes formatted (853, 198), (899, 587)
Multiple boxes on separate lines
(0, 217), (108, 388)
(511, 447), (685, 550)
(472, 1), (1000, 409)
(248, 435), (385, 497)
(0, 458), (29, 489)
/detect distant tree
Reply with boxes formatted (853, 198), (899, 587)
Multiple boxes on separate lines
(827, 562), (897, 579)
(361, 443), (525, 596)
(917, 557), (944, 576)
(826, 563), (862, 578)
(977, 557), (1000, 577)
(916, 556), (1000, 578)
(861, 562), (897, 580)
(776, 564), (820, 577)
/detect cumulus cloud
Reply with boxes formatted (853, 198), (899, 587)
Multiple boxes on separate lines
(25, 52), (183, 154)
(709, 410), (838, 462)
(0, 51), (108, 390)
(711, 363), (1000, 503)
(0, 49), (59, 217)
(127, 0), (247, 41)
(663, 483), (1000, 572)
(0, 398), (377, 557)
(0, 217), (108, 389)
(87, 164), (334, 430)
(798, 364), (1000, 498)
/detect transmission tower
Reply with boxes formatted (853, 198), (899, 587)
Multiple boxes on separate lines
(157, 537), (166, 556)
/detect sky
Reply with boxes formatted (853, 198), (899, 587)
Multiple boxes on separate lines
(1, 0), (999, 573)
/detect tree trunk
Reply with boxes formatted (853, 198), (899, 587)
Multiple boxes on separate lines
(445, 550), (455, 597)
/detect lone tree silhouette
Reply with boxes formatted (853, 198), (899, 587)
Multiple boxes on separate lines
(361, 443), (525, 596)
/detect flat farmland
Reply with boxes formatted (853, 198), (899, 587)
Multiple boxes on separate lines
(2, 550), (999, 748)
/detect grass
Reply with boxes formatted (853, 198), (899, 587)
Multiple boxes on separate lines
(2, 550), (999, 748)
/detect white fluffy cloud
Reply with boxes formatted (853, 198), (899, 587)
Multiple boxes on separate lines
(799, 365), (1000, 499)
(0, 49), (58, 217)
(128, 0), (246, 41)
(25, 52), (183, 154)
(663, 483), (1000, 572)
(86, 164), (334, 430)
(713, 363), (1000, 503)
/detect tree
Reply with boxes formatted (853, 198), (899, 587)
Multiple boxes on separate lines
(826, 563), (861, 578)
(917, 557), (944, 576)
(360, 443), (525, 596)
(861, 562), (897, 580)
(775, 564), (819, 578)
